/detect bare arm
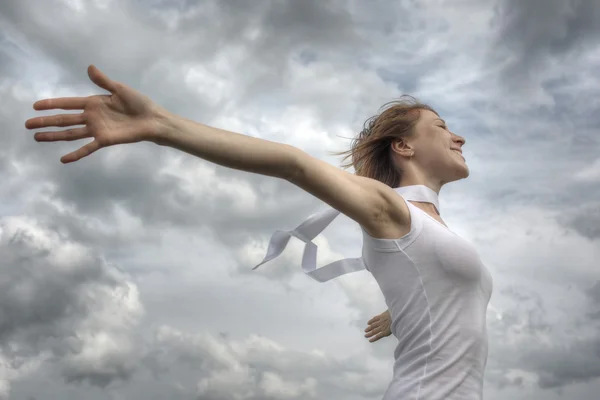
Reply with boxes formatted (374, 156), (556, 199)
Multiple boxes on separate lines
(26, 65), (408, 237)
(152, 113), (300, 180)
(153, 112), (409, 237)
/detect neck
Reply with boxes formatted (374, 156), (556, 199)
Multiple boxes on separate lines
(396, 166), (444, 193)
(397, 176), (443, 195)
(393, 181), (441, 215)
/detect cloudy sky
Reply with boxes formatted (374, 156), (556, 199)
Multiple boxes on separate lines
(1, 0), (599, 399)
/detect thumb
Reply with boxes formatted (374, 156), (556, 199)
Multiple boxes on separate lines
(87, 64), (117, 93)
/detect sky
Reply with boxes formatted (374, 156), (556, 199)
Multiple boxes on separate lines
(1, 0), (599, 399)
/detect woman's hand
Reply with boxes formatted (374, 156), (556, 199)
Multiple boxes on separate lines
(364, 309), (392, 343)
(25, 65), (167, 164)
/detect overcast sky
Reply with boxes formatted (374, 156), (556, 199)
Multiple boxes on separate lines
(1, 0), (599, 399)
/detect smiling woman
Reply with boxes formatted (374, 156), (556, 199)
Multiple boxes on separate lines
(26, 64), (492, 400)
(333, 96), (467, 188)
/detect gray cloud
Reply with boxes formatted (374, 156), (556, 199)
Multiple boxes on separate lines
(527, 339), (600, 389)
(561, 202), (600, 240)
(0, 215), (143, 395)
(493, 0), (600, 55)
(141, 325), (385, 400)
(2, 0), (600, 399)
(490, 0), (600, 89)
(485, 282), (600, 392)
(588, 281), (600, 303)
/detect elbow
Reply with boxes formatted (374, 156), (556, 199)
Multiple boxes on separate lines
(282, 145), (305, 183)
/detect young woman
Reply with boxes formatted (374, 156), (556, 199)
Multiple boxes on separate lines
(26, 65), (493, 400)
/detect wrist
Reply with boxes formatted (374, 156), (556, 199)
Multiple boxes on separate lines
(147, 105), (180, 146)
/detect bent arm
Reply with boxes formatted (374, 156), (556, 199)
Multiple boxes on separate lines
(151, 111), (409, 236)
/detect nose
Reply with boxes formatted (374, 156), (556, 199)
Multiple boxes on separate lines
(452, 132), (466, 146)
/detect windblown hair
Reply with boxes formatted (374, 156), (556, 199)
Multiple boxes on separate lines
(334, 95), (437, 187)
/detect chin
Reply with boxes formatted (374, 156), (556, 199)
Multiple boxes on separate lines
(443, 165), (470, 183)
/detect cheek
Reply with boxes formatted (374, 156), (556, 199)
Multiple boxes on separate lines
(414, 133), (452, 163)
(416, 133), (442, 151)
(423, 140), (451, 159)
(424, 146), (461, 170)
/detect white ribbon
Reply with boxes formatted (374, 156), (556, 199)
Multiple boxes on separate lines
(253, 185), (439, 282)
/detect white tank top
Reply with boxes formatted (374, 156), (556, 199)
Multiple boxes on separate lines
(254, 185), (494, 400)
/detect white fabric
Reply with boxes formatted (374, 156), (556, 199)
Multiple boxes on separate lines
(254, 185), (493, 399)
(367, 199), (493, 399)
(252, 207), (366, 282)
(253, 185), (440, 282)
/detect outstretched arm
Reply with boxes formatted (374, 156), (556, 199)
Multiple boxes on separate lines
(154, 111), (407, 236)
(26, 65), (409, 237)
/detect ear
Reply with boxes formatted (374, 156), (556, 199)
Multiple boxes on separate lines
(390, 139), (413, 159)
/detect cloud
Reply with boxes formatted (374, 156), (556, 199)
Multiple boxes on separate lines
(0, 215), (143, 396)
(1, 0), (600, 399)
(574, 158), (600, 182)
(142, 325), (388, 400)
(490, 0), (600, 95)
(485, 283), (600, 391)
(561, 202), (600, 240)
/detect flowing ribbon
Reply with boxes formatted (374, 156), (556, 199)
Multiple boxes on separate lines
(253, 185), (439, 282)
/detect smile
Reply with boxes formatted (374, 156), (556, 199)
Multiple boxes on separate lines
(453, 149), (465, 161)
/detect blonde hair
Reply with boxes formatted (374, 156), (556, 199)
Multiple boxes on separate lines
(334, 95), (437, 187)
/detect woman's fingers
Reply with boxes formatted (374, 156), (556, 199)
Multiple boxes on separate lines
(33, 97), (88, 111)
(365, 328), (381, 339)
(34, 127), (90, 142)
(26, 113), (85, 129)
(60, 140), (101, 164)
(365, 322), (380, 333)
(365, 324), (381, 336)
(369, 332), (385, 343)
(367, 316), (380, 324)
(366, 327), (391, 342)
(88, 64), (118, 93)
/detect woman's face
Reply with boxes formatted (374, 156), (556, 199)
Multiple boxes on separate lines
(409, 109), (469, 184)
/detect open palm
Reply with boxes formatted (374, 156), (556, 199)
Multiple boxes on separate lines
(25, 65), (164, 164)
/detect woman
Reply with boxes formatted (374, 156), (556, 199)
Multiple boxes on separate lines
(26, 65), (493, 399)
